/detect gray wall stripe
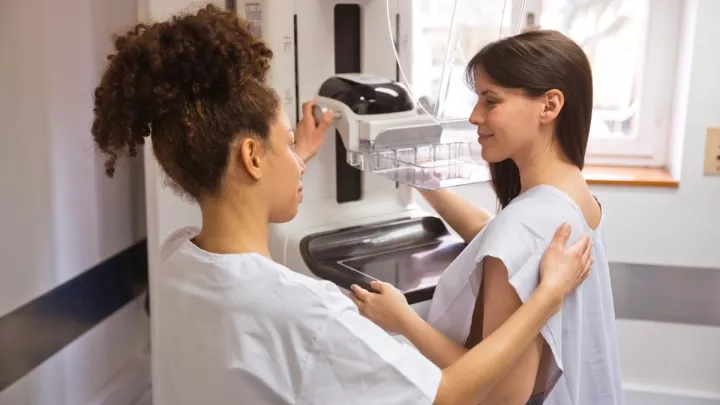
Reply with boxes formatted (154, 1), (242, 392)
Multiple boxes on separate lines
(0, 240), (148, 392)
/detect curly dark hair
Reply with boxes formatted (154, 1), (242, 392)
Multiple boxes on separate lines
(91, 4), (279, 200)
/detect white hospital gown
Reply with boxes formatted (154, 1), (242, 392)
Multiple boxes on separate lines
(425, 185), (624, 405)
(152, 227), (442, 405)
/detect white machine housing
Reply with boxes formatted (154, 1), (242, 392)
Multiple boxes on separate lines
(312, 77), (443, 152)
(242, 0), (456, 314)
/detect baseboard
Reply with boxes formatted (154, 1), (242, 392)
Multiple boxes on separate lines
(85, 353), (151, 405)
(624, 384), (720, 405)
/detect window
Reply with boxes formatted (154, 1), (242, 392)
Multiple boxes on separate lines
(400, 0), (684, 166)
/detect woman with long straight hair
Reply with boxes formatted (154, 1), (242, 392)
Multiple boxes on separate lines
(352, 29), (622, 405)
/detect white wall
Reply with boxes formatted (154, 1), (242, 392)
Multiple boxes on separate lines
(416, 0), (720, 399)
(0, 0), (148, 403)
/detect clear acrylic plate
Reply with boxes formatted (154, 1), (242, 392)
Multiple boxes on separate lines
(367, 142), (490, 189)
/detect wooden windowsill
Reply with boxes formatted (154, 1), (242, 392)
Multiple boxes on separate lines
(582, 165), (679, 188)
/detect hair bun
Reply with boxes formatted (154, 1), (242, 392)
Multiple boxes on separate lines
(91, 4), (274, 177)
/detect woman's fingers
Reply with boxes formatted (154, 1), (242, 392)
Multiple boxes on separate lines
(581, 237), (593, 263)
(301, 100), (315, 122)
(350, 284), (369, 301)
(580, 236), (593, 285)
(549, 223), (571, 250)
(578, 257), (593, 286)
(349, 294), (365, 314)
(581, 247), (592, 275)
(572, 234), (590, 257)
(370, 280), (389, 293)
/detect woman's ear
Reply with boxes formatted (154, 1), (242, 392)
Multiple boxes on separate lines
(237, 137), (265, 181)
(540, 89), (565, 124)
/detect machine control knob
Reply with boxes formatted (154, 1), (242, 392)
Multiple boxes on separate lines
(312, 104), (342, 126)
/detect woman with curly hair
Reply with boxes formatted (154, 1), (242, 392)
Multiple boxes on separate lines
(91, 5), (593, 405)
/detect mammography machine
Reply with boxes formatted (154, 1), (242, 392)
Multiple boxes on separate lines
(144, 0), (527, 315)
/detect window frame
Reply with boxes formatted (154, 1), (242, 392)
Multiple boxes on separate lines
(399, 0), (685, 167)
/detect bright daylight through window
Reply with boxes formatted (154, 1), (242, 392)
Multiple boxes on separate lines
(403, 0), (683, 166)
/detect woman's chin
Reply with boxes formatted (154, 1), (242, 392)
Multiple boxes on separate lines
(480, 149), (503, 163)
(269, 206), (300, 224)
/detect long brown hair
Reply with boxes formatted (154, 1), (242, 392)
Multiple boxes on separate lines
(465, 30), (593, 208)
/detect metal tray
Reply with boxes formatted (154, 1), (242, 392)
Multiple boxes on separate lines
(299, 216), (466, 304)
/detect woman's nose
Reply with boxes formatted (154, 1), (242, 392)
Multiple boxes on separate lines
(297, 154), (306, 174)
(469, 109), (485, 127)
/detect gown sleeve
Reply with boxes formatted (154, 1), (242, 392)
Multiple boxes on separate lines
(472, 214), (567, 374)
(296, 291), (442, 405)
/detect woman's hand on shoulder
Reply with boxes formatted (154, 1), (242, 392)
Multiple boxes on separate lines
(294, 100), (334, 163)
(538, 223), (593, 306)
(349, 281), (418, 334)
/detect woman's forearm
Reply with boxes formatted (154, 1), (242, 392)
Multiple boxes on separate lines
(399, 313), (468, 369)
(433, 284), (562, 405)
(419, 189), (493, 243)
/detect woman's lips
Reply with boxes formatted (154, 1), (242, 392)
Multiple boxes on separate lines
(477, 133), (494, 143)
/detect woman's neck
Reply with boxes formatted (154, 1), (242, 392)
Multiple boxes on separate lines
(194, 195), (271, 259)
(515, 140), (585, 194)
(514, 140), (602, 230)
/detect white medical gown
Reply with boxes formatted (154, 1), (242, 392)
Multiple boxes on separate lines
(151, 227), (442, 405)
(425, 185), (624, 405)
